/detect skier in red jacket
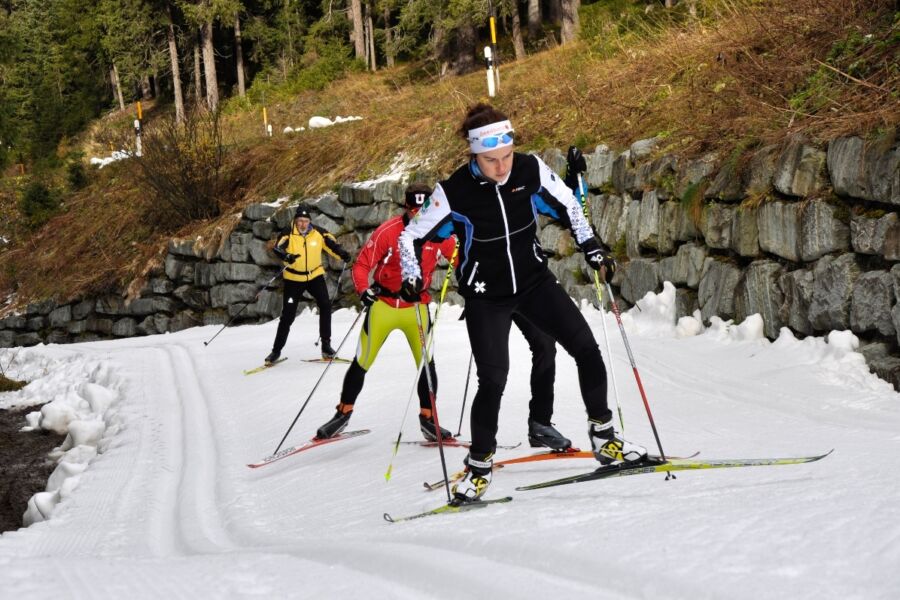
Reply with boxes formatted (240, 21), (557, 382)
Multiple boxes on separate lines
(315, 183), (458, 440)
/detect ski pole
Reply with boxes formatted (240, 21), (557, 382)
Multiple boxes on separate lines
(385, 240), (459, 481)
(203, 265), (287, 346)
(604, 281), (667, 463)
(578, 173), (624, 431)
(455, 351), (474, 437)
(414, 304), (453, 503)
(316, 262), (349, 348)
(271, 307), (365, 454)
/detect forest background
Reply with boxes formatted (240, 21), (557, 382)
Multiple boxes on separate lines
(0, 0), (897, 304)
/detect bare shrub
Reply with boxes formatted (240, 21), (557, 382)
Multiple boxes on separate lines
(131, 108), (230, 229)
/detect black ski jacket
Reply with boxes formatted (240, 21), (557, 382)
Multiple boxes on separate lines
(399, 152), (592, 298)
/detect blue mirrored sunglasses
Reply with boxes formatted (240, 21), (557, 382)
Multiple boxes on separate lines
(479, 132), (514, 148)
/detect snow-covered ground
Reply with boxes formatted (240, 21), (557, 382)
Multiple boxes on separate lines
(1, 285), (898, 599)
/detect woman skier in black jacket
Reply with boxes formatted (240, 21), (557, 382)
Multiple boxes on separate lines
(398, 104), (648, 502)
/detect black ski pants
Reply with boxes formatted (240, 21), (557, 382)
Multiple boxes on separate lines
(272, 276), (331, 352)
(512, 314), (557, 425)
(464, 273), (611, 458)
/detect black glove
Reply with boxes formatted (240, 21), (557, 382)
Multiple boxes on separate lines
(338, 249), (352, 262)
(285, 253), (299, 263)
(399, 276), (423, 303)
(581, 238), (616, 283)
(565, 146), (587, 192)
(272, 245), (288, 261)
(360, 285), (382, 307)
(566, 146), (587, 176)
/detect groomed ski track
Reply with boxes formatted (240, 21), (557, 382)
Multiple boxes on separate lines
(1, 303), (898, 599)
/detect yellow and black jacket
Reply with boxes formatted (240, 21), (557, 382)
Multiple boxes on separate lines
(274, 225), (348, 282)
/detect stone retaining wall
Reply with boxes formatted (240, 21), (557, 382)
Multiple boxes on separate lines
(2, 133), (898, 388)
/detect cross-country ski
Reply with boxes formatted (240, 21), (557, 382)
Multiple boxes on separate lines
(247, 430), (371, 468)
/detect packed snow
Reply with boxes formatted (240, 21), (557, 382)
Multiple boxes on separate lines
(308, 115), (363, 129)
(89, 150), (130, 168)
(0, 283), (898, 599)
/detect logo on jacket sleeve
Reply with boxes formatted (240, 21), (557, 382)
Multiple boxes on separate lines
(474, 281), (487, 294)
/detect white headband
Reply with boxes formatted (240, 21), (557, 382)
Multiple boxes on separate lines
(467, 120), (514, 154)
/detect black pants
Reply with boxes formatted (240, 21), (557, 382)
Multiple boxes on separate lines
(272, 276), (331, 352)
(512, 314), (557, 425)
(464, 273), (610, 458)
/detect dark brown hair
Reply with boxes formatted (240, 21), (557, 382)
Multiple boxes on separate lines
(458, 103), (510, 141)
(405, 182), (432, 196)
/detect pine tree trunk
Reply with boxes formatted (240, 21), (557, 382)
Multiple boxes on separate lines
(201, 19), (218, 111)
(547, 0), (561, 25)
(193, 34), (203, 101)
(383, 5), (395, 68)
(111, 63), (126, 110)
(560, 0), (580, 44)
(366, 3), (376, 71)
(141, 75), (153, 100)
(509, 0), (526, 60)
(454, 17), (476, 74)
(234, 14), (246, 97)
(350, 0), (365, 60)
(527, 0), (541, 40)
(167, 4), (185, 124)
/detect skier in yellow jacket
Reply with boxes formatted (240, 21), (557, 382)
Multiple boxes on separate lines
(266, 205), (351, 363)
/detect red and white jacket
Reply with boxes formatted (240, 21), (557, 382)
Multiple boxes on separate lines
(353, 214), (457, 309)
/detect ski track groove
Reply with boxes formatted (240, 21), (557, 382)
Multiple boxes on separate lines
(165, 343), (237, 554)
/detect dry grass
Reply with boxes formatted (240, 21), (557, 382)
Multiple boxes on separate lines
(1, 0), (897, 309)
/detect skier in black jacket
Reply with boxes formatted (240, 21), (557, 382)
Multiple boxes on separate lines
(398, 104), (648, 502)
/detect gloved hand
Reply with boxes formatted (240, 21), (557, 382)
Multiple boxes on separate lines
(360, 285), (382, 307)
(566, 145), (587, 175)
(399, 276), (424, 303)
(565, 146), (588, 191)
(285, 253), (299, 263)
(338, 249), (352, 262)
(581, 238), (616, 283)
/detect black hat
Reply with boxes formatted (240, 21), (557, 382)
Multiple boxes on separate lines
(404, 183), (432, 210)
(294, 205), (311, 219)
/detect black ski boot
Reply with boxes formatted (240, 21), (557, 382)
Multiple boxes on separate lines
(264, 349), (281, 364)
(528, 419), (572, 451)
(419, 414), (454, 442)
(321, 339), (337, 359)
(316, 404), (353, 439)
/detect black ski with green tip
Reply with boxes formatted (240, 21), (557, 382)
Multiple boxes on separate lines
(384, 496), (513, 523)
(515, 450), (833, 491)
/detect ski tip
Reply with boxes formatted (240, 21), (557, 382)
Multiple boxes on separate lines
(383, 513), (395, 523)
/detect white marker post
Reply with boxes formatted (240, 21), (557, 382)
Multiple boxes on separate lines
(484, 46), (496, 97)
(134, 101), (143, 157)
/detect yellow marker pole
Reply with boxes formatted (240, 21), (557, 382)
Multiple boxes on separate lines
(134, 102), (143, 157)
(489, 2), (500, 92)
(262, 107), (268, 136)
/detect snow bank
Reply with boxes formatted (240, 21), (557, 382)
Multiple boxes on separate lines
(0, 348), (122, 526)
(89, 150), (130, 168)
(308, 115), (363, 129)
(772, 327), (890, 394)
(619, 281), (679, 336)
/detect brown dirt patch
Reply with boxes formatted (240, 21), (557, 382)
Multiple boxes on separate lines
(0, 405), (65, 533)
